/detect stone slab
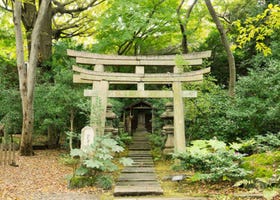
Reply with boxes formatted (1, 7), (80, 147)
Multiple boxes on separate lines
(114, 185), (163, 196)
(122, 168), (155, 173)
(118, 173), (157, 181)
(116, 181), (160, 186)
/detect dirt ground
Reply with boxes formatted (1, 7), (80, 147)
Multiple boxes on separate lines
(0, 150), (101, 200)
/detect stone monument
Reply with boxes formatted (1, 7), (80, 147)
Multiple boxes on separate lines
(81, 126), (95, 151)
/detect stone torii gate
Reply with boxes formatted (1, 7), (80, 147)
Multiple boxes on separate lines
(67, 49), (211, 153)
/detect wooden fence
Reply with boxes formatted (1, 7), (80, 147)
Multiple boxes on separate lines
(0, 143), (16, 166)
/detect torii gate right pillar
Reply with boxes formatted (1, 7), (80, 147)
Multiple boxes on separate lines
(172, 66), (186, 153)
(173, 81), (186, 153)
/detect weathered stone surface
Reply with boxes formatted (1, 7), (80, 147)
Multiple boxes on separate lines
(80, 126), (95, 151)
(114, 186), (163, 196)
(114, 131), (163, 197)
(122, 167), (155, 173)
(118, 173), (157, 182)
(116, 181), (160, 186)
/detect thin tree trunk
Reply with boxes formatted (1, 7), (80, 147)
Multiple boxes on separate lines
(14, 0), (51, 156)
(204, 0), (236, 97)
(177, 0), (198, 54)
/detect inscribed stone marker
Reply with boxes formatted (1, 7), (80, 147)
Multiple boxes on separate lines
(81, 126), (95, 151)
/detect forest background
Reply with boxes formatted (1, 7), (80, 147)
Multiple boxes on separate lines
(0, 0), (279, 155)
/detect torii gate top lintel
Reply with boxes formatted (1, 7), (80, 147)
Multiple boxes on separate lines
(68, 49), (211, 153)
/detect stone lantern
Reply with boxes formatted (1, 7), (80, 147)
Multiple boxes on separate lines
(160, 102), (174, 154)
(105, 103), (118, 135)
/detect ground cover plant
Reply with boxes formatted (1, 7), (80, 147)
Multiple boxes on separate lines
(173, 139), (250, 182)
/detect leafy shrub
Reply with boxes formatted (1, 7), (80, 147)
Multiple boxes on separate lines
(231, 132), (280, 155)
(68, 134), (133, 189)
(254, 132), (280, 153)
(174, 139), (250, 182)
(115, 131), (132, 148)
(96, 174), (114, 190)
(148, 131), (166, 160)
(148, 131), (166, 149)
(185, 61), (280, 142)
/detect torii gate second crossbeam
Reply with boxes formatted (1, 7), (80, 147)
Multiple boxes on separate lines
(68, 49), (211, 153)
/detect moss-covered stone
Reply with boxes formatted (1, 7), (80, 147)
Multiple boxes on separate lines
(242, 151), (280, 178)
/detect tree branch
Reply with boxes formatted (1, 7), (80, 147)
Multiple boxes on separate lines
(0, 0), (13, 12)
(52, 0), (105, 15)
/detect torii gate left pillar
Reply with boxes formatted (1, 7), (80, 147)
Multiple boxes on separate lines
(90, 64), (109, 136)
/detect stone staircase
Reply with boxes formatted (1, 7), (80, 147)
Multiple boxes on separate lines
(114, 131), (163, 197)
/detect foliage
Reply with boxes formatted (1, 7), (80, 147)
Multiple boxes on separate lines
(34, 41), (88, 145)
(114, 131), (132, 148)
(241, 151), (280, 179)
(94, 0), (179, 54)
(0, 10), (17, 63)
(96, 174), (114, 190)
(185, 60), (280, 142)
(174, 54), (191, 72)
(68, 134), (133, 189)
(234, 151), (280, 191)
(173, 139), (250, 182)
(67, 175), (96, 189)
(148, 131), (166, 160)
(234, 4), (280, 56)
(148, 131), (166, 149)
(231, 132), (280, 155)
(65, 131), (81, 150)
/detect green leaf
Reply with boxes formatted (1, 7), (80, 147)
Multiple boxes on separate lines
(84, 159), (103, 169)
(70, 148), (84, 158)
(75, 166), (89, 176)
(119, 157), (134, 166)
(208, 139), (227, 151)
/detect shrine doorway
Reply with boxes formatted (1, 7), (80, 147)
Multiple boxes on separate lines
(124, 101), (153, 134)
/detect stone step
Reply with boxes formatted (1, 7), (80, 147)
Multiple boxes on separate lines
(122, 167), (155, 173)
(129, 147), (151, 150)
(118, 173), (157, 181)
(114, 131), (162, 197)
(128, 152), (152, 157)
(130, 161), (154, 164)
(114, 185), (163, 196)
(130, 158), (154, 162)
(116, 181), (160, 186)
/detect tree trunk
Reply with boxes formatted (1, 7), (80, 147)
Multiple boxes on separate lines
(48, 125), (60, 149)
(14, 0), (51, 156)
(39, 5), (53, 62)
(21, 1), (52, 63)
(177, 0), (198, 54)
(21, 1), (37, 58)
(204, 0), (236, 97)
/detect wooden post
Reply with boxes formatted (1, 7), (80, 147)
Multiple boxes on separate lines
(173, 81), (186, 153)
(4, 144), (7, 165)
(12, 143), (16, 165)
(0, 144), (3, 165)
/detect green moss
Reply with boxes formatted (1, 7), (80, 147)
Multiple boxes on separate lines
(68, 176), (96, 189)
(242, 151), (280, 178)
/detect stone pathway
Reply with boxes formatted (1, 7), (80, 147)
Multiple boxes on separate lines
(114, 131), (163, 197)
